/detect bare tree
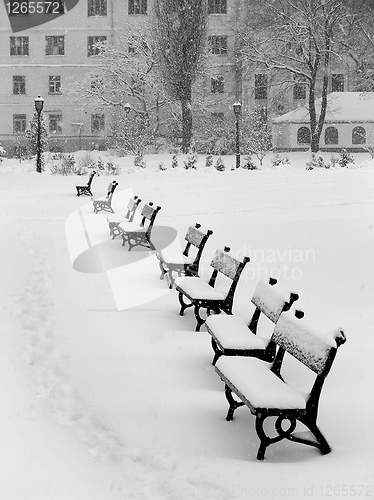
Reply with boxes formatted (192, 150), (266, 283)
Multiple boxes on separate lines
(70, 23), (170, 153)
(239, 0), (373, 152)
(152, 0), (208, 152)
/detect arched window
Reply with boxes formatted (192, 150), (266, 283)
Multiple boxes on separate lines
(297, 126), (311, 144)
(325, 126), (339, 145)
(352, 126), (366, 145)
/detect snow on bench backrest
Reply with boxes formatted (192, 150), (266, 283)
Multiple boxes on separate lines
(210, 248), (245, 280)
(185, 224), (208, 248)
(272, 310), (346, 376)
(251, 279), (292, 323)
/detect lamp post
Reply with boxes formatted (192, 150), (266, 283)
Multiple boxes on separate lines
(233, 101), (242, 169)
(34, 95), (44, 173)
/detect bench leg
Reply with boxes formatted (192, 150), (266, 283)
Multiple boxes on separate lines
(255, 414), (297, 460)
(211, 337), (222, 366)
(296, 415), (331, 455)
(224, 384), (245, 421)
(178, 291), (193, 316)
(194, 303), (206, 331)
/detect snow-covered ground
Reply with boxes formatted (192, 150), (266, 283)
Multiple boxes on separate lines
(1, 151), (373, 500)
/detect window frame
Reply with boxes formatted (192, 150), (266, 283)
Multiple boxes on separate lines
(87, 35), (107, 56)
(211, 75), (224, 94)
(324, 126), (339, 145)
(49, 113), (63, 133)
(255, 74), (267, 100)
(45, 35), (65, 56)
(208, 0), (227, 14)
(88, 0), (107, 16)
(128, 0), (147, 15)
(49, 75), (62, 94)
(331, 74), (345, 93)
(10, 36), (29, 56)
(293, 75), (307, 100)
(352, 126), (366, 145)
(91, 113), (105, 133)
(13, 75), (26, 95)
(208, 35), (228, 55)
(13, 114), (27, 133)
(297, 126), (311, 144)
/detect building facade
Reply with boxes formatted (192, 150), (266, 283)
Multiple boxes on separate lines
(0, 0), (359, 155)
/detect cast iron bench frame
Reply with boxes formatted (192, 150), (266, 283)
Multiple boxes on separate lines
(174, 247), (250, 331)
(206, 277), (299, 365)
(76, 170), (96, 197)
(121, 202), (161, 251)
(157, 223), (213, 288)
(215, 309), (346, 460)
(107, 195), (142, 239)
(92, 181), (119, 214)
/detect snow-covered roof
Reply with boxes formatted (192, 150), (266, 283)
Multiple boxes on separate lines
(273, 92), (374, 124)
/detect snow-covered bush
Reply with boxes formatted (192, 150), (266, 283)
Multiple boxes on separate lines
(77, 152), (96, 173)
(184, 151), (198, 170)
(158, 161), (167, 171)
(242, 155), (258, 170)
(214, 156), (225, 171)
(205, 154), (213, 168)
(0, 145), (6, 162)
(306, 154), (330, 170)
(134, 153), (146, 168)
(271, 154), (290, 168)
(338, 149), (355, 168)
(330, 153), (339, 168)
(171, 154), (178, 168)
(49, 153), (79, 175)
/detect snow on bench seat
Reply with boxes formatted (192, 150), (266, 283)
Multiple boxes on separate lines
(174, 276), (226, 300)
(215, 356), (307, 410)
(206, 314), (268, 350)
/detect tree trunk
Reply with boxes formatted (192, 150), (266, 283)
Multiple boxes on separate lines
(181, 99), (192, 153)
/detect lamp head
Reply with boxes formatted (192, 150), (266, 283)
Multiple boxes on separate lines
(233, 101), (242, 116)
(34, 95), (44, 113)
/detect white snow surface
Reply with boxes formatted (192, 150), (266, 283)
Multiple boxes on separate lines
(1, 151), (374, 499)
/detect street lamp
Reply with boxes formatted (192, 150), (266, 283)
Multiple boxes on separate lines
(233, 101), (242, 169)
(34, 95), (44, 173)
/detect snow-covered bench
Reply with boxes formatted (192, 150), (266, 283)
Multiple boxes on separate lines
(156, 223), (213, 288)
(205, 277), (299, 365)
(174, 247), (250, 331)
(92, 181), (118, 214)
(106, 195), (141, 239)
(76, 169), (96, 197)
(215, 309), (346, 460)
(120, 202), (161, 251)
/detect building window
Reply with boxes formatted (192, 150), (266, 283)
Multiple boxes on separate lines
(208, 35), (228, 55)
(45, 36), (64, 56)
(49, 76), (61, 94)
(293, 74), (307, 100)
(325, 126), (338, 145)
(49, 114), (62, 133)
(10, 36), (29, 56)
(208, 0), (227, 14)
(255, 74), (267, 100)
(13, 114), (27, 133)
(352, 126), (366, 144)
(88, 0), (107, 16)
(331, 74), (344, 92)
(128, 0), (147, 14)
(88, 36), (107, 56)
(91, 113), (105, 132)
(13, 75), (26, 94)
(211, 76), (224, 94)
(297, 126), (311, 144)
